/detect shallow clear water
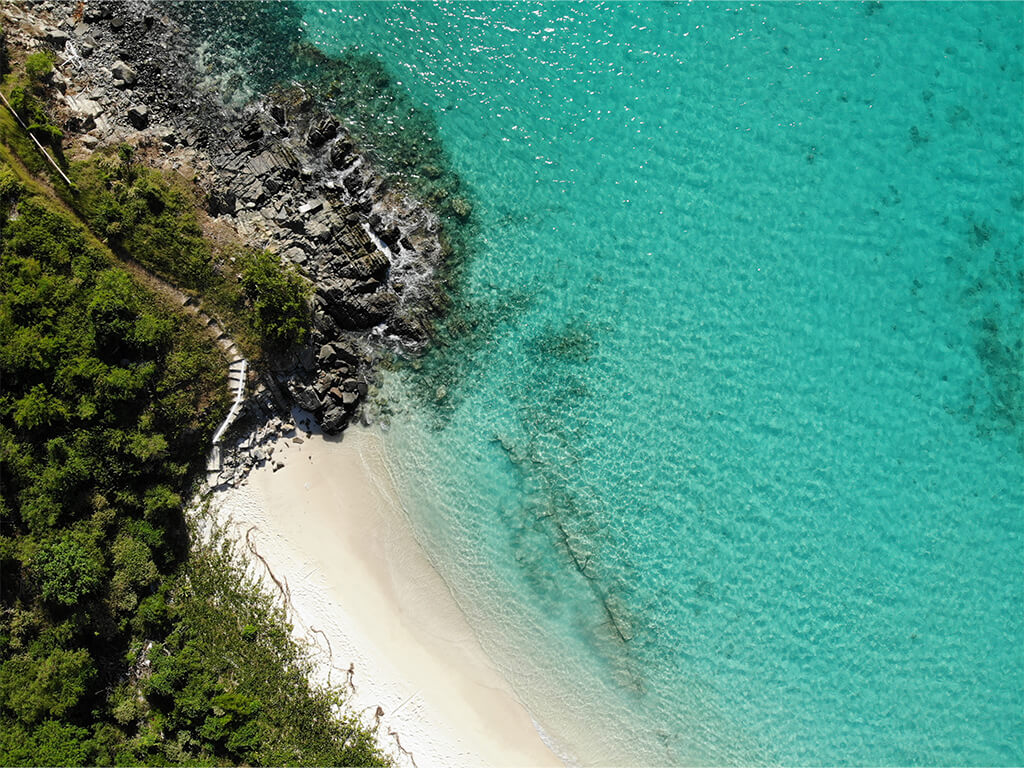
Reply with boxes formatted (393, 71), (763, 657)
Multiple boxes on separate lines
(299, 3), (1023, 764)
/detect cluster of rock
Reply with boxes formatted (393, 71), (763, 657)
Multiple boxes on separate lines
(208, 89), (451, 350)
(214, 404), (304, 489)
(3, 0), (455, 437)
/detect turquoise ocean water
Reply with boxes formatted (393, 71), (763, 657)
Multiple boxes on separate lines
(298, 3), (1023, 764)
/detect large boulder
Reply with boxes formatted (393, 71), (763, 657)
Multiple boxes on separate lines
(324, 290), (397, 330)
(207, 188), (236, 216)
(127, 104), (149, 129)
(44, 28), (69, 47)
(321, 406), (348, 433)
(65, 95), (103, 131)
(111, 60), (137, 88)
(240, 117), (263, 141)
(322, 340), (362, 368)
(293, 386), (321, 413)
(328, 387), (359, 407)
(316, 343), (338, 366)
(307, 116), (338, 148)
(329, 138), (355, 169)
(83, 5), (111, 22)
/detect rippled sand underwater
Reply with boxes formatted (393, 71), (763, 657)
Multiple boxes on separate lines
(285, 3), (1022, 764)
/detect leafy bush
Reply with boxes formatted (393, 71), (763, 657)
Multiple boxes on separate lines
(0, 648), (95, 723)
(0, 719), (96, 766)
(239, 250), (310, 350)
(6, 87), (62, 146)
(0, 26), (8, 77)
(34, 528), (104, 606)
(24, 51), (55, 83)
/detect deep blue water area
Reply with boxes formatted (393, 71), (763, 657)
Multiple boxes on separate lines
(294, 3), (1023, 764)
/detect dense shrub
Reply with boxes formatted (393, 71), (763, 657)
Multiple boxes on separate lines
(23, 51), (55, 83)
(239, 250), (310, 350)
(68, 149), (310, 358)
(0, 115), (385, 764)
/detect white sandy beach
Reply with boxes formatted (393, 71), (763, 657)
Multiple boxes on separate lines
(208, 425), (561, 768)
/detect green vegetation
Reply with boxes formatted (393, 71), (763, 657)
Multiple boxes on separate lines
(129, 527), (386, 766)
(0, 43), (65, 183)
(0, 45), (388, 767)
(3, 44), (61, 152)
(67, 147), (310, 356)
(0, 27), (9, 78)
(238, 250), (310, 350)
(23, 51), (55, 83)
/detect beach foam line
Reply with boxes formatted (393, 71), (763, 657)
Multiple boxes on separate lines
(209, 426), (561, 768)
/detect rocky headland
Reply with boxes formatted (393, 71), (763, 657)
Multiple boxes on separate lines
(2, 0), (460, 482)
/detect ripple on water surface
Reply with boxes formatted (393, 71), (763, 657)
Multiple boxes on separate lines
(296, 3), (1024, 764)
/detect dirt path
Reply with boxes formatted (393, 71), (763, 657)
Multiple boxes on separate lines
(0, 121), (249, 459)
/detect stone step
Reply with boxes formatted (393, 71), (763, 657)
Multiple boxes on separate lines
(206, 445), (222, 472)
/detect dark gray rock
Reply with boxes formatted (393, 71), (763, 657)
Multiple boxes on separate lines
(239, 179), (266, 204)
(111, 59), (137, 87)
(127, 104), (149, 128)
(380, 225), (401, 248)
(44, 28), (68, 46)
(322, 290), (398, 330)
(298, 199), (324, 216)
(304, 218), (331, 241)
(83, 5), (110, 22)
(293, 386), (321, 412)
(326, 341), (362, 367)
(66, 95), (103, 131)
(317, 344), (337, 366)
(342, 173), (365, 195)
(307, 116), (338, 147)
(329, 138), (355, 169)
(297, 346), (316, 372)
(240, 118), (263, 141)
(208, 188), (236, 216)
(321, 406), (348, 433)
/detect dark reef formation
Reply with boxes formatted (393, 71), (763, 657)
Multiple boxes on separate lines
(6, 0), (464, 437)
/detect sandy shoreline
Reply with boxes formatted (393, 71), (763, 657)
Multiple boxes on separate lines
(207, 424), (561, 768)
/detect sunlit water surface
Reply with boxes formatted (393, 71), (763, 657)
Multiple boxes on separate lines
(296, 4), (1022, 764)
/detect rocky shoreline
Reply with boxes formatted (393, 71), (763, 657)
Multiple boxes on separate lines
(2, 0), (458, 464)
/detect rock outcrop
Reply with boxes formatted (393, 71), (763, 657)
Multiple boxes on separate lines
(3, 0), (456, 435)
